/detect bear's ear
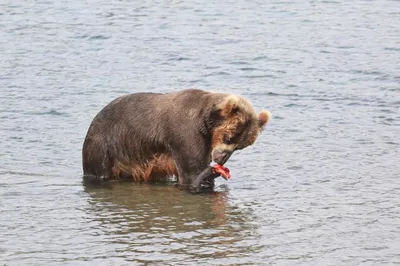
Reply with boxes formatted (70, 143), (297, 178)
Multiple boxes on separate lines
(258, 110), (271, 128)
(216, 95), (240, 117)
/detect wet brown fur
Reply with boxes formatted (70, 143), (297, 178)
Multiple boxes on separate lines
(82, 89), (270, 188)
(98, 154), (177, 183)
(212, 95), (270, 151)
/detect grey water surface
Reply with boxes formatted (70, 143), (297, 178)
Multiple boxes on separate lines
(1, 0), (400, 265)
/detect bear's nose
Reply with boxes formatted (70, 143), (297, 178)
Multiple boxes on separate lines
(212, 149), (232, 165)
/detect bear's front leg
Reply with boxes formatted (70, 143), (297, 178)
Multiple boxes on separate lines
(189, 166), (220, 194)
(172, 139), (219, 193)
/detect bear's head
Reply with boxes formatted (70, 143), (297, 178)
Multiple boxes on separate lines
(210, 94), (271, 165)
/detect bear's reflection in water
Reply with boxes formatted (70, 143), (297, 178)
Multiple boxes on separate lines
(83, 182), (262, 263)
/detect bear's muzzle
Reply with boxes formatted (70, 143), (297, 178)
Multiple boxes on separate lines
(212, 147), (233, 165)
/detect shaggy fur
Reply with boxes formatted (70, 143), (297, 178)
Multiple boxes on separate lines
(82, 89), (271, 192)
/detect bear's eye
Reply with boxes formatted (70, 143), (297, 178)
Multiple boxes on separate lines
(223, 135), (233, 145)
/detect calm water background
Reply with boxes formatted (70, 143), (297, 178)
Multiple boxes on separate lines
(1, 0), (400, 265)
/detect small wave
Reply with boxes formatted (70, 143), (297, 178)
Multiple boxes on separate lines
(28, 110), (67, 116)
(202, 71), (230, 77)
(213, 39), (242, 45)
(284, 103), (305, 108)
(248, 92), (300, 97)
(168, 56), (191, 61)
(73, 34), (90, 39)
(239, 67), (259, 71)
(88, 35), (111, 40)
(349, 69), (384, 76)
(189, 79), (205, 84)
(0, 170), (49, 177)
(242, 74), (276, 79)
(287, 165), (303, 170)
(384, 47), (400, 52)
(252, 56), (275, 61)
(229, 61), (251, 65)
(337, 45), (355, 49)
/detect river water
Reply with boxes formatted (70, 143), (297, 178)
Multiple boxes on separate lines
(1, 0), (399, 265)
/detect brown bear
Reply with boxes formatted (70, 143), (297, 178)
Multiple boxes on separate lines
(82, 89), (271, 193)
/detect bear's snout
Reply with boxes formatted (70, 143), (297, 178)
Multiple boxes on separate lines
(212, 148), (233, 165)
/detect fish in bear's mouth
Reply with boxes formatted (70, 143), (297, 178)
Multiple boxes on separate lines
(212, 164), (231, 180)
